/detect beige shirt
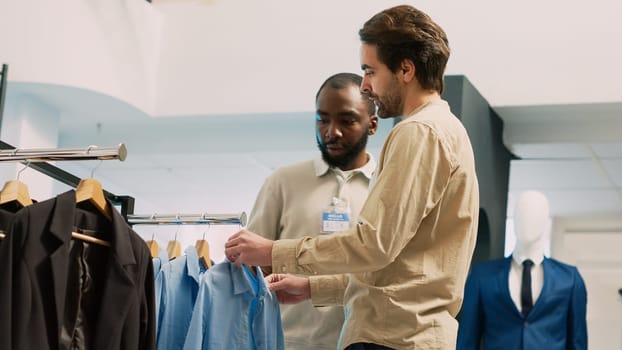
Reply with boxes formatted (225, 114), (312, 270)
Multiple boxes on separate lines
(247, 156), (376, 350)
(272, 99), (480, 350)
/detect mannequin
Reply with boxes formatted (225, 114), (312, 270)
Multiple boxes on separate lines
(457, 190), (587, 350)
(508, 190), (549, 313)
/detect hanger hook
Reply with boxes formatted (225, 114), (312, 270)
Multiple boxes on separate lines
(174, 214), (180, 240)
(90, 159), (103, 178)
(151, 233), (155, 241)
(202, 222), (211, 240)
(85, 145), (103, 178)
(17, 161), (31, 181)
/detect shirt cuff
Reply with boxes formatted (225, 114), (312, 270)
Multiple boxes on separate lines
(271, 238), (299, 274)
(309, 275), (346, 306)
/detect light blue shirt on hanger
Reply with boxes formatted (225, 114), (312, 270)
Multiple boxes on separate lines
(183, 260), (284, 350)
(155, 245), (207, 350)
(152, 248), (168, 278)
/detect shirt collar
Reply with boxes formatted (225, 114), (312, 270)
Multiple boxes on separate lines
(400, 98), (447, 122)
(511, 254), (544, 267)
(313, 153), (376, 180)
(184, 245), (205, 283)
(229, 262), (268, 300)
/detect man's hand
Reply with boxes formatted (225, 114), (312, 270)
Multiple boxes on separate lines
(265, 274), (311, 304)
(224, 229), (274, 267)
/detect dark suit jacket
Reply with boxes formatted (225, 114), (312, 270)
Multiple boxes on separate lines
(0, 190), (155, 350)
(457, 256), (587, 350)
(0, 207), (14, 233)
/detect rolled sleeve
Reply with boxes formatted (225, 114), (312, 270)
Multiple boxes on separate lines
(272, 239), (299, 274)
(309, 275), (348, 306)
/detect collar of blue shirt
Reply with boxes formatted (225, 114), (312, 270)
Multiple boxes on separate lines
(230, 263), (268, 301)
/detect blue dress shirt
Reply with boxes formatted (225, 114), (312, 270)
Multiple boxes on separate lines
(152, 248), (168, 278)
(183, 261), (284, 350)
(155, 246), (207, 350)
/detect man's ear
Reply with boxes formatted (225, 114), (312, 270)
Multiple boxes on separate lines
(368, 115), (379, 135)
(400, 59), (416, 83)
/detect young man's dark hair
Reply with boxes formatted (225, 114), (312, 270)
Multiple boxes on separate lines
(359, 5), (450, 93)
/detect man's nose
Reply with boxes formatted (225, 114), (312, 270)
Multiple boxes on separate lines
(360, 77), (371, 95)
(325, 121), (342, 139)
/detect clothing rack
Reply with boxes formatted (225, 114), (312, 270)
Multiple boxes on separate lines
(0, 141), (135, 218)
(0, 144), (127, 162)
(128, 212), (246, 265)
(127, 212), (247, 227)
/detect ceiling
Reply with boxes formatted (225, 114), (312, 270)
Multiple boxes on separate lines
(497, 103), (622, 217)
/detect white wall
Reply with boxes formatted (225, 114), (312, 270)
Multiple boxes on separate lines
(551, 216), (622, 350)
(0, 0), (162, 114)
(154, 0), (622, 114)
(2, 0), (621, 118)
(0, 91), (61, 200)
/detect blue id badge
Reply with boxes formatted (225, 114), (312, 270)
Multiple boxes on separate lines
(321, 197), (351, 234)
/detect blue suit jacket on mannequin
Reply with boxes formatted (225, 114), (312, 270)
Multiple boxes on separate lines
(457, 256), (587, 350)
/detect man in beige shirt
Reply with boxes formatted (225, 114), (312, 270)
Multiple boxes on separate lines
(246, 72), (378, 350)
(226, 5), (479, 349)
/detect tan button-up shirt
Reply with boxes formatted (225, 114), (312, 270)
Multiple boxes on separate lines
(272, 99), (479, 349)
(248, 156), (376, 350)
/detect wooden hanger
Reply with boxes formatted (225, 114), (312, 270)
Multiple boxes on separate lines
(146, 234), (160, 258)
(71, 231), (111, 247)
(74, 163), (112, 246)
(75, 178), (112, 221)
(196, 239), (211, 269)
(0, 180), (109, 246)
(167, 228), (182, 260)
(0, 180), (34, 208)
(1, 162), (34, 209)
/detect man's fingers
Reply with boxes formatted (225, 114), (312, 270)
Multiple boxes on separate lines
(224, 236), (240, 248)
(267, 278), (290, 292)
(224, 245), (236, 257)
(265, 274), (282, 284)
(227, 230), (242, 241)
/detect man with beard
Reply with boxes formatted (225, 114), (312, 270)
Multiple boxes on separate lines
(245, 72), (378, 350)
(226, 5), (479, 349)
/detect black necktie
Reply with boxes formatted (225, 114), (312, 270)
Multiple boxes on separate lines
(521, 259), (534, 317)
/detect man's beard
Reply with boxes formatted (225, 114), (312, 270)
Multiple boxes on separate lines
(317, 130), (369, 169)
(373, 75), (402, 118)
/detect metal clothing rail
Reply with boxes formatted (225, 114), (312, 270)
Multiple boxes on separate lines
(0, 141), (135, 218)
(0, 144), (127, 162)
(127, 212), (247, 227)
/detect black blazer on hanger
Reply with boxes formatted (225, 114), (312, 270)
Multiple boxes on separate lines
(0, 190), (155, 350)
(0, 207), (14, 232)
